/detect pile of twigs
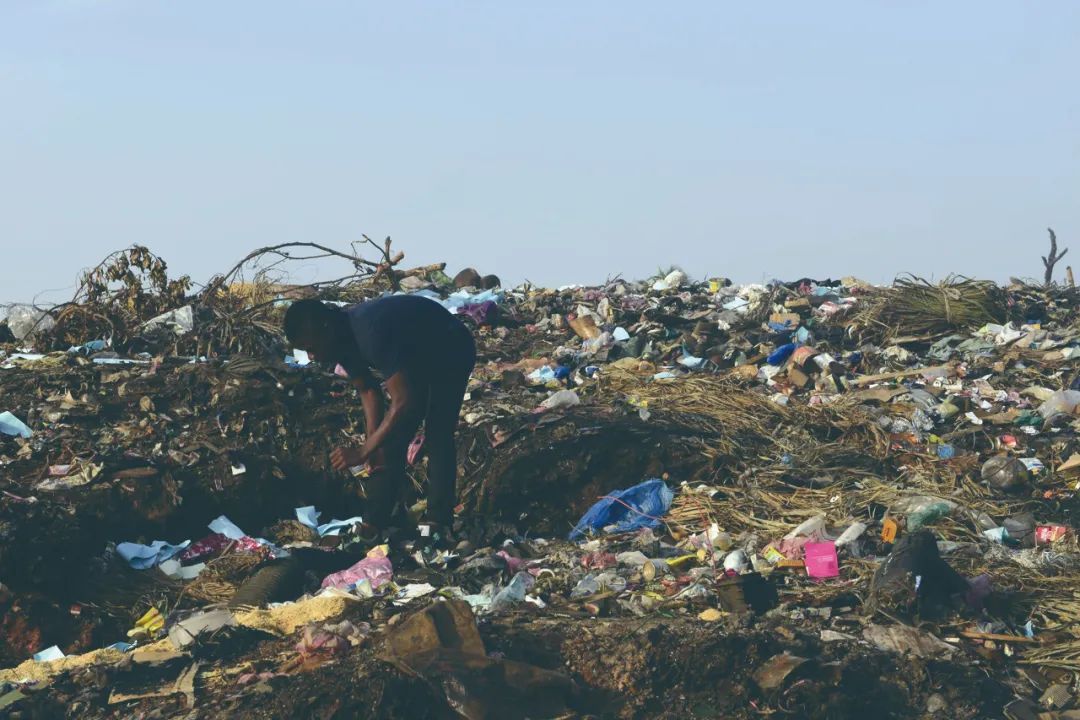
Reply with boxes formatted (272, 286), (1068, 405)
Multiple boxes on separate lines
(31, 237), (446, 357)
(182, 552), (264, 605)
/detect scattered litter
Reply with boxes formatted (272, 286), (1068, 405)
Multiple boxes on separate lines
(863, 624), (957, 659)
(3, 250), (1080, 716)
(168, 609), (237, 649)
(295, 506), (365, 537)
(140, 305), (194, 336)
(753, 652), (808, 691)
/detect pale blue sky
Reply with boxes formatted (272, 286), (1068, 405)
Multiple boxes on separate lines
(2, 1), (1078, 303)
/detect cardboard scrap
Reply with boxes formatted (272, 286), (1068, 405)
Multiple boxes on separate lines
(852, 387), (908, 403)
(786, 367), (811, 388)
(1057, 453), (1080, 474)
(0, 689), (26, 711)
(568, 316), (601, 340)
(753, 652), (808, 691)
(982, 408), (1021, 425)
(731, 364), (759, 380)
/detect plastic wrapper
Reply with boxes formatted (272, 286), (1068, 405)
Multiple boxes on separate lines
(1038, 390), (1080, 418)
(321, 546), (393, 592)
(891, 496), (957, 531)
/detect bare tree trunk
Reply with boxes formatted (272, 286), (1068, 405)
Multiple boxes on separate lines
(1042, 227), (1069, 286)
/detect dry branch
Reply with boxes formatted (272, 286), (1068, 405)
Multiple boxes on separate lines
(1043, 227), (1068, 286)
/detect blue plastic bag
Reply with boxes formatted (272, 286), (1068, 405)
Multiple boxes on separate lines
(117, 540), (191, 570)
(295, 506), (365, 537)
(569, 479), (673, 540)
(0, 411), (32, 439)
(528, 366), (558, 383)
(767, 344), (798, 366)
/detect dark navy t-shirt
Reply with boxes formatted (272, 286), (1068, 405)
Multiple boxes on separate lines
(341, 295), (465, 379)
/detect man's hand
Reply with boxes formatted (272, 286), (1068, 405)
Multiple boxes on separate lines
(330, 446), (367, 472)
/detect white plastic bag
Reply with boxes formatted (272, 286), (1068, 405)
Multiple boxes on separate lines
(1038, 390), (1080, 418)
(539, 389), (581, 411)
(3, 305), (55, 341)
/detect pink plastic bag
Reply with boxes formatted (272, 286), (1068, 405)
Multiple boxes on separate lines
(321, 545), (393, 591)
(804, 541), (839, 579)
(407, 434), (424, 465)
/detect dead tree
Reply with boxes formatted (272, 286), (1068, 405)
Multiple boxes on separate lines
(1042, 227), (1068, 286)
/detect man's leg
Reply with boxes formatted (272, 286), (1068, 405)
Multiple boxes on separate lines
(368, 388), (426, 529)
(423, 334), (475, 527)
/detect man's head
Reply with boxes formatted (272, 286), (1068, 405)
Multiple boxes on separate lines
(284, 299), (344, 361)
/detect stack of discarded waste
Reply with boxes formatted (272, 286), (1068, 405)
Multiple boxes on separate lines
(4, 247), (1080, 718)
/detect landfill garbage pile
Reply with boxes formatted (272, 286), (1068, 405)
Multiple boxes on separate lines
(4, 247), (1080, 718)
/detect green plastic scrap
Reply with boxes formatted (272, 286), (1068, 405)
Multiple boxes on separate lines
(0, 689), (26, 711)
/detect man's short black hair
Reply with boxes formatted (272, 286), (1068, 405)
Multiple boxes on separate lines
(283, 298), (335, 346)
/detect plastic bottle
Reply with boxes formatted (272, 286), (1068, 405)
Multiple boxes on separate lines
(892, 497), (957, 531)
(980, 456), (1031, 493)
(834, 522), (867, 547)
(491, 571), (534, 611)
(784, 515), (827, 540)
(652, 270), (688, 292)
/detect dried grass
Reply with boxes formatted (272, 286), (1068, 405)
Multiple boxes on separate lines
(852, 275), (1007, 340)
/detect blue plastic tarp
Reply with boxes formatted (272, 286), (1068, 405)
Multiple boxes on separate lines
(117, 540), (191, 570)
(442, 289), (503, 311)
(569, 479), (673, 540)
(397, 288), (504, 314)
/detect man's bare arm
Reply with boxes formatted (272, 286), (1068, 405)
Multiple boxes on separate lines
(350, 369), (385, 437)
(358, 370), (420, 460)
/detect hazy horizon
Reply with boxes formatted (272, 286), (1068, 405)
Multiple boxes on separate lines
(2, 1), (1078, 304)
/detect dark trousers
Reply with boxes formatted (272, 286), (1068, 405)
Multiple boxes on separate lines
(368, 325), (476, 528)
